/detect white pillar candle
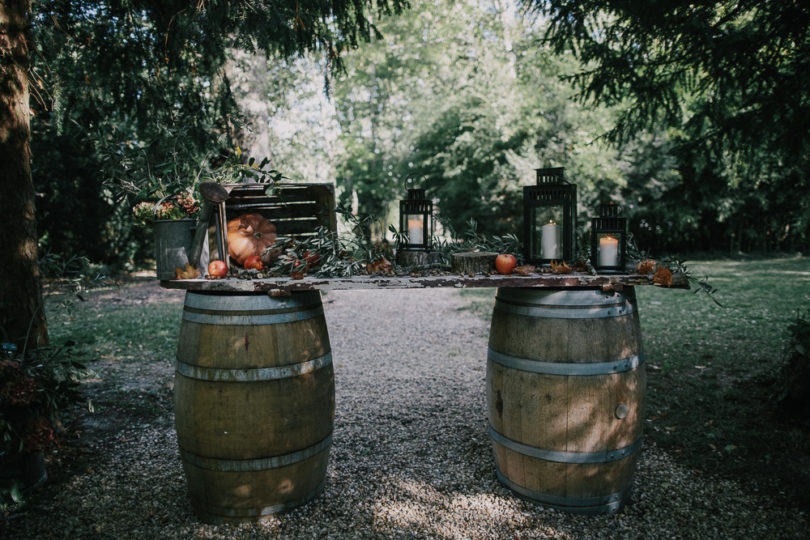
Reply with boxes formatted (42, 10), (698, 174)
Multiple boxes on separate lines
(541, 221), (559, 259)
(408, 218), (424, 244)
(598, 235), (619, 267)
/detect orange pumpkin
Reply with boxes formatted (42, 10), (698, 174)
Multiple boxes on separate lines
(226, 213), (278, 266)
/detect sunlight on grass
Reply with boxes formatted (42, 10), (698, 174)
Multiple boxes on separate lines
(46, 299), (183, 363)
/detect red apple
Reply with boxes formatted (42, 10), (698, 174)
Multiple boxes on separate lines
(207, 260), (227, 278)
(495, 253), (517, 275)
(243, 255), (263, 271)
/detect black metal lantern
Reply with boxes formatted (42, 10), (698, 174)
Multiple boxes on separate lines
(523, 167), (577, 265)
(399, 188), (432, 251)
(590, 203), (627, 273)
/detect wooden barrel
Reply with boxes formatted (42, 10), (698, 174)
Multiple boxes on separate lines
(174, 290), (335, 523)
(487, 287), (645, 514)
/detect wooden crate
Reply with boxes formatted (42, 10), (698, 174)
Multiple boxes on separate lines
(224, 183), (336, 236)
(207, 183), (336, 262)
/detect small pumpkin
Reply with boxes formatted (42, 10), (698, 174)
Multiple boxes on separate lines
(227, 213), (278, 266)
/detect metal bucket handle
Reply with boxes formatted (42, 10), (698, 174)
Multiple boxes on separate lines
(153, 194), (174, 220)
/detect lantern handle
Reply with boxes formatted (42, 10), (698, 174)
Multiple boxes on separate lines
(598, 203), (623, 217)
(535, 167), (566, 184)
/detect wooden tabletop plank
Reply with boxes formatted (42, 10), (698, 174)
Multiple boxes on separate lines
(159, 271), (688, 293)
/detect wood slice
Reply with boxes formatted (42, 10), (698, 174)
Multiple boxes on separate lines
(452, 251), (497, 275)
(396, 250), (429, 267)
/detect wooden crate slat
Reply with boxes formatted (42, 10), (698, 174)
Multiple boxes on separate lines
(272, 218), (323, 235)
(226, 184), (335, 205)
(223, 183), (336, 235)
(228, 202), (323, 219)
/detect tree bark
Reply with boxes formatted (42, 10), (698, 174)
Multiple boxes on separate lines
(0, 0), (48, 351)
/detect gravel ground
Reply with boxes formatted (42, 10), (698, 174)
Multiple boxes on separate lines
(4, 287), (809, 539)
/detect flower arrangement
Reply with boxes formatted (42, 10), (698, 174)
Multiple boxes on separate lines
(132, 190), (200, 225)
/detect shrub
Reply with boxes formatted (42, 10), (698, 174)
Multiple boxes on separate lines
(0, 343), (85, 509)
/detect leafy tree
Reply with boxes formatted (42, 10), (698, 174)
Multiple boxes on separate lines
(536, 0), (810, 252)
(331, 3), (442, 224)
(330, 0), (630, 240)
(1, 0), (407, 352)
(227, 50), (341, 183)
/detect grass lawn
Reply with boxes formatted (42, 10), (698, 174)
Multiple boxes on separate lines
(460, 254), (810, 511)
(45, 285), (183, 433)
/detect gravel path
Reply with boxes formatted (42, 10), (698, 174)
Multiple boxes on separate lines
(5, 287), (808, 539)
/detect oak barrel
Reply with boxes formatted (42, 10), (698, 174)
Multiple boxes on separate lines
(174, 291), (335, 523)
(487, 287), (645, 514)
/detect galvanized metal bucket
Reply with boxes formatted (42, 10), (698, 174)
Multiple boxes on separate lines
(153, 198), (208, 280)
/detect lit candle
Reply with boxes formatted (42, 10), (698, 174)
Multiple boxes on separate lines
(408, 218), (423, 244)
(598, 235), (619, 267)
(541, 220), (559, 259)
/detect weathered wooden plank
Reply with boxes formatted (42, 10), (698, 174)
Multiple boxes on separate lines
(225, 183), (335, 204)
(229, 202), (323, 219)
(272, 217), (323, 235)
(160, 271), (689, 292)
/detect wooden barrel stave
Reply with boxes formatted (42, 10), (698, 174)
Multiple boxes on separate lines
(487, 287), (645, 514)
(174, 290), (335, 523)
(180, 441), (331, 521)
(174, 369), (334, 458)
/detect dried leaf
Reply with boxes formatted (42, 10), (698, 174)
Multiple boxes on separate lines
(513, 265), (536, 276)
(637, 259), (657, 274)
(653, 266), (673, 287)
(269, 289), (291, 297)
(174, 264), (200, 280)
(550, 260), (572, 274)
(367, 257), (393, 275)
(601, 283), (623, 293)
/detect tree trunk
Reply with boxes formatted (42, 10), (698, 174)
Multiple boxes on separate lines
(0, 0), (48, 351)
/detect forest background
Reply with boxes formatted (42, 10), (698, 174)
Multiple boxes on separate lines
(25, 0), (810, 278)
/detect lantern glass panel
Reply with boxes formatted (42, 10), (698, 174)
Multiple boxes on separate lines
(596, 232), (622, 268)
(405, 213), (426, 245)
(590, 203), (627, 272)
(530, 205), (563, 261)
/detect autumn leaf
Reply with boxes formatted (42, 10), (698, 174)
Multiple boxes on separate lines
(637, 259), (657, 274)
(653, 266), (673, 287)
(550, 260), (572, 274)
(513, 265), (536, 276)
(367, 257), (393, 275)
(174, 264), (200, 280)
(572, 259), (589, 272)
